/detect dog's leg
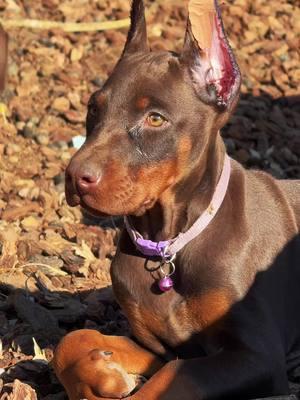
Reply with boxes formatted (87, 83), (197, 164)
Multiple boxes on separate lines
(130, 348), (287, 400)
(98, 334), (165, 376)
(126, 345), (288, 400)
(128, 304), (289, 400)
(53, 330), (164, 399)
(54, 329), (164, 376)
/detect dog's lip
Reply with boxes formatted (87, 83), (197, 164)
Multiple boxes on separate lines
(80, 198), (155, 218)
(79, 197), (112, 218)
(66, 192), (81, 207)
(65, 188), (108, 216)
(66, 190), (157, 217)
(82, 207), (111, 218)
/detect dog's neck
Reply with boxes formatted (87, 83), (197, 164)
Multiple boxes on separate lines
(130, 135), (227, 241)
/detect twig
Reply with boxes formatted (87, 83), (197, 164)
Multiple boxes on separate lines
(0, 18), (130, 32)
(18, 262), (68, 276)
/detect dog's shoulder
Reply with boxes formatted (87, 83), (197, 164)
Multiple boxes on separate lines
(276, 179), (300, 229)
(230, 159), (300, 231)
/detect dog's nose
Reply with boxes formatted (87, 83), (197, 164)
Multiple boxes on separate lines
(76, 169), (101, 193)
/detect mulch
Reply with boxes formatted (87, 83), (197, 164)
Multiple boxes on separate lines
(0, 0), (299, 398)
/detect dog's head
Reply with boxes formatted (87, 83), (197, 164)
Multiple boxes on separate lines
(65, 0), (241, 217)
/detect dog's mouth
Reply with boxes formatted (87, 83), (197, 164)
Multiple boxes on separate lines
(66, 183), (156, 218)
(80, 200), (112, 218)
(67, 191), (112, 217)
(64, 183), (106, 216)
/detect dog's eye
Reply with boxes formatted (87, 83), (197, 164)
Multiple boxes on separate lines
(146, 113), (165, 128)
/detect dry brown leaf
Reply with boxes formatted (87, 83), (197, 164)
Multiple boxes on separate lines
(4, 379), (37, 400)
(74, 240), (97, 277)
(0, 227), (19, 268)
(38, 231), (71, 256)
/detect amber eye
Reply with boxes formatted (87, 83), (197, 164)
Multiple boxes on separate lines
(146, 113), (165, 127)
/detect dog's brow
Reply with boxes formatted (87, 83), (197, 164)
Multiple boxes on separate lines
(136, 96), (150, 110)
(134, 94), (171, 114)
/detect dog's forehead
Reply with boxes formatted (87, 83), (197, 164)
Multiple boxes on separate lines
(90, 51), (184, 109)
(109, 51), (180, 88)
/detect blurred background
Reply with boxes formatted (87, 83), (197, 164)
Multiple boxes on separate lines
(0, 0), (299, 398)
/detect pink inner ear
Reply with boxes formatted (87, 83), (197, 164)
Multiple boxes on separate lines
(189, 0), (238, 105)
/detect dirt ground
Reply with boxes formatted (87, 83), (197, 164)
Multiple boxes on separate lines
(0, 0), (299, 398)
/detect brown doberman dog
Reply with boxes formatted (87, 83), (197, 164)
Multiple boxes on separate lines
(62, 0), (300, 398)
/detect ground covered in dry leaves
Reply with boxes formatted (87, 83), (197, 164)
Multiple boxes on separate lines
(0, 0), (299, 398)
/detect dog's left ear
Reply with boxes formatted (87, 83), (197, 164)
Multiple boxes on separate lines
(122, 0), (149, 55)
(181, 0), (241, 110)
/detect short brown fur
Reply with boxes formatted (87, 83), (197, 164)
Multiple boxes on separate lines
(62, 0), (300, 399)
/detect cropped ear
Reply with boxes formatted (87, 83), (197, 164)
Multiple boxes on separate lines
(122, 0), (149, 55)
(0, 25), (8, 92)
(181, 0), (241, 110)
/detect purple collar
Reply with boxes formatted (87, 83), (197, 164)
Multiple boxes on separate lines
(124, 154), (231, 259)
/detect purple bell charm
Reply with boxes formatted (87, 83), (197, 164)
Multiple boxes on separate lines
(158, 276), (173, 292)
(158, 256), (176, 292)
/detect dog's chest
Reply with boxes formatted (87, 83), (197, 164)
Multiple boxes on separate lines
(112, 260), (186, 342)
(111, 251), (232, 356)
